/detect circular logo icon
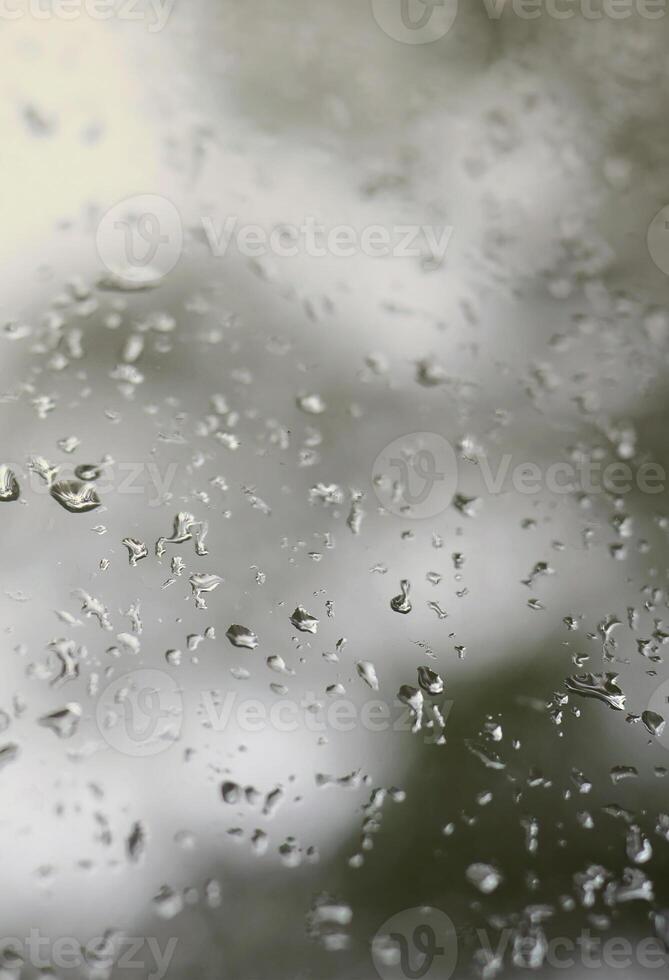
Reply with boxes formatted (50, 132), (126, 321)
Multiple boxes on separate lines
(372, 907), (458, 980)
(372, 432), (458, 519)
(647, 205), (669, 277)
(96, 194), (183, 286)
(96, 669), (183, 757)
(370, 0), (458, 44)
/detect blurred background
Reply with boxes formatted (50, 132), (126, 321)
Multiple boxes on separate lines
(2, 0), (669, 977)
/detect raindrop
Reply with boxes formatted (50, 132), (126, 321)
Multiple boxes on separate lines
(417, 666), (444, 695)
(189, 573), (223, 610)
(642, 710), (665, 737)
(390, 580), (412, 614)
(50, 480), (101, 514)
(153, 885), (183, 920)
(297, 393), (326, 415)
(74, 463), (102, 481)
(565, 672), (626, 711)
(38, 703), (81, 738)
(290, 606), (319, 633)
(221, 781), (241, 804)
(122, 538), (148, 567)
(226, 625), (259, 650)
(466, 863), (503, 894)
(0, 466), (19, 502)
(626, 825), (652, 864)
(356, 660), (379, 691)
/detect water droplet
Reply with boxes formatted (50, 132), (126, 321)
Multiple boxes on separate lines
(0, 744), (20, 769)
(642, 710), (665, 737)
(221, 781), (241, 804)
(290, 606), (319, 633)
(626, 825), (653, 864)
(189, 573), (223, 610)
(356, 660), (379, 691)
(297, 393), (326, 415)
(565, 672), (626, 711)
(153, 885), (183, 920)
(127, 821), (148, 862)
(390, 580), (412, 614)
(417, 666), (444, 695)
(466, 862), (503, 894)
(50, 480), (101, 514)
(0, 466), (19, 502)
(74, 462), (102, 481)
(157, 512), (208, 557)
(397, 685), (423, 732)
(122, 537), (148, 567)
(226, 625), (259, 649)
(416, 358), (448, 387)
(38, 703), (81, 738)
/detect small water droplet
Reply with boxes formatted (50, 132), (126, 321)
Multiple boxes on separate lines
(290, 606), (319, 633)
(74, 463), (102, 481)
(356, 660), (379, 691)
(390, 580), (412, 614)
(122, 537), (148, 567)
(38, 703), (81, 738)
(466, 863), (503, 894)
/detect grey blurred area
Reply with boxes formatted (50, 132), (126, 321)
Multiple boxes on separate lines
(1, 1), (669, 978)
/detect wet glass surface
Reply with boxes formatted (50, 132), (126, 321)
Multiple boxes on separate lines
(2, 2), (669, 977)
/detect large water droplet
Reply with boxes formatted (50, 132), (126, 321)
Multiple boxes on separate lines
(0, 466), (19, 502)
(50, 480), (101, 514)
(226, 625), (259, 649)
